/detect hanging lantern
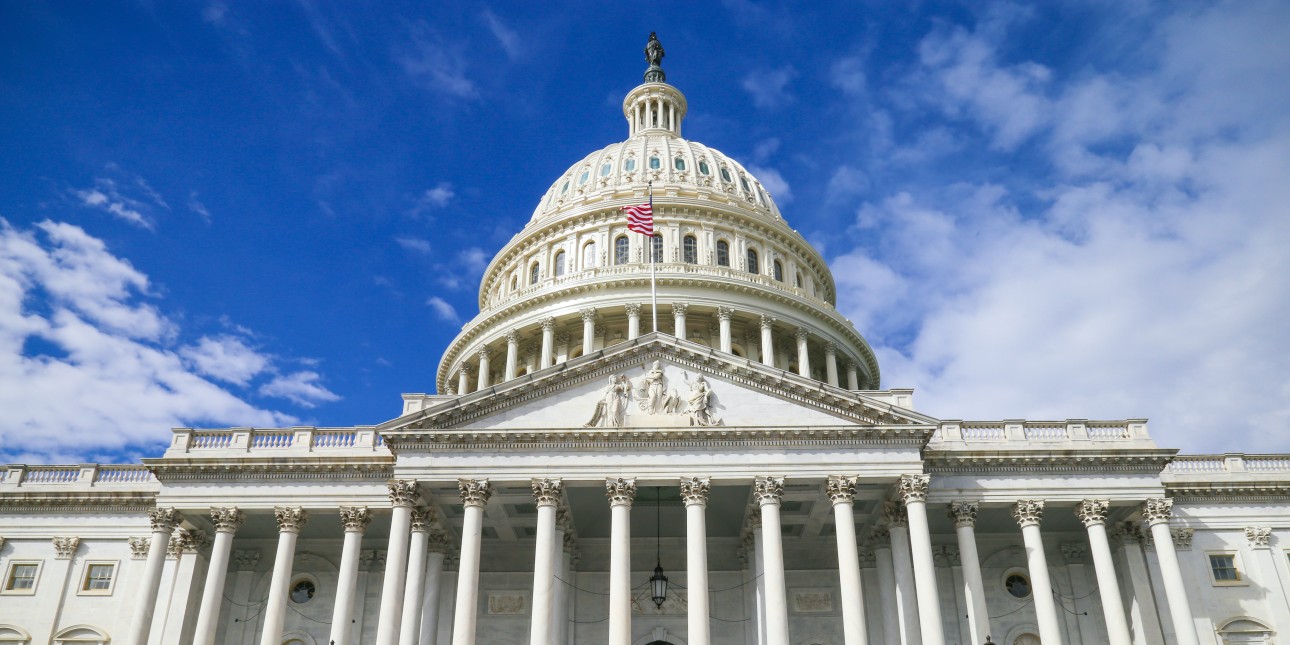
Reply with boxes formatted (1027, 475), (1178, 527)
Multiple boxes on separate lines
(650, 562), (669, 608)
(649, 486), (668, 608)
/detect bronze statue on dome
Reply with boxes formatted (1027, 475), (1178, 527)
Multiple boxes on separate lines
(644, 32), (666, 83)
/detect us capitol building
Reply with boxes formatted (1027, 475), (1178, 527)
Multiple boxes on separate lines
(1, 36), (1286, 645)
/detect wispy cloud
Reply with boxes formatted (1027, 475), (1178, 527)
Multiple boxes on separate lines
(742, 66), (796, 109)
(188, 191), (212, 223)
(399, 23), (479, 99)
(395, 236), (432, 254)
(408, 182), (455, 217)
(482, 9), (522, 60)
(180, 335), (270, 385)
(426, 295), (460, 324)
(71, 166), (170, 230)
(259, 370), (340, 407)
(748, 165), (793, 204)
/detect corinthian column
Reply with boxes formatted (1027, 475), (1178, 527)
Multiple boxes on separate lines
(452, 479), (492, 645)
(399, 507), (436, 645)
(795, 327), (811, 377)
(755, 476), (791, 644)
(540, 317), (556, 368)
(476, 348), (490, 390)
(716, 307), (733, 352)
(884, 502), (922, 645)
(260, 507), (307, 645)
(457, 366), (471, 395)
(824, 343), (839, 386)
(530, 478), (563, 645)
(193, 507), (244, 645)
(419, 531), (450, 645)
(759, 316), (775, 367)
(580, 307), (597, 353)
(681, 477), (712, 645)
(124, 507), (180, 645)
(376, 480), (421, 645)
(672, 302), (689, 340)
(845, 361), (859, 390)
(504, 330), (520, 381)
(1075, 500), (1132, 645)
(899, 475), (944, 645)
(625, 303), (642, 340)
(1143, 498), (1200, 645)
(330, 506), (372, 645)
(948, 502), (991, 645)
(606, 478), (636, 645)
(827, 476), (869, 645)
(1013, 500), (1062, 645)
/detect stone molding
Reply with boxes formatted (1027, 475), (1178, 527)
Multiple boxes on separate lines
(754, 476), (784, 505)
(898, 474), (930, 503)
(340, 506), (373, 533)
(947, 501), (978, 528)
(459, 478), (492, 507)
(1013, 500), (1045, 528)
(210, 506), (245, 534)
(826, 475), (856, 504)
(1142, 498), (1174, 525)
(146, 458), (394, 484)
(605, 477), (636, 507)
(924, 451), (1176, 475)
(274, 506), (308, 533)
(1247, 526), (1272, 549)
(882, 501), (908, 528)
(52, 537), (80, 559)
(1076, 499), (1110, 526)
(149, 507), (181, 532)
(679, 476), (710, 506)
(531, 478), (563, 506)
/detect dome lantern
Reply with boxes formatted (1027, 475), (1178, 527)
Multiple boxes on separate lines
(624, 33), (686, 138)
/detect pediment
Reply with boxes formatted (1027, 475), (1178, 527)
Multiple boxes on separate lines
(381, 334), (936, 434)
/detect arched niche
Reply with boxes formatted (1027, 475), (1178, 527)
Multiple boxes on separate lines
(1217, 616), (1273, 644)
(51, 625), (108, 644)
(0, 625), (31, 644)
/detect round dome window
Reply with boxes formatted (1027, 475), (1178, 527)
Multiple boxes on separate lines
(290, 578), (317, 604)
(1005, 572), (1031, 599)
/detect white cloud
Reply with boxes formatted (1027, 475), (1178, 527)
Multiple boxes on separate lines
(259, 370), (340, 408)
(188, 191), (212, 223)
(748, 166), (793, 204)
(426, 295), (460, 324)
(0, 220), (311, 462)
(180, 335), (270, 385)
(72, 170), (170, 230)
(202, 1), (228, 25)
(742, 66), (796, 110)
(399, 24), (479, 99)
(830, 56), (867, 96)
(420, 183), (454, 208)
(395, 236), (432, 254)
(825, 165), (870, 203)
(482, 9), (522, 60)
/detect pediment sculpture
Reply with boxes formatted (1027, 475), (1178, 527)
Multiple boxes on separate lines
(584, 360), (722, 428)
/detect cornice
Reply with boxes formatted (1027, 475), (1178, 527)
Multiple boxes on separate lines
(0, 491), (156, 513)
(923, 449), (1177, 474)
(384, 425), (933, 452)
(1166, 482), (1290, 502)
(143, 457), (395, 483)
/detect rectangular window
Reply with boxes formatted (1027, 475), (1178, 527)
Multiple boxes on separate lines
(3, 561), (40, 594)
(82, 563), (115, 592)
(1209, 553), (1242, 584)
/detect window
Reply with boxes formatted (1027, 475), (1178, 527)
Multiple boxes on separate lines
(682, 235), (698, 264)
(1209, 553), (1242, 584)
(80, 562), (116, 594)
(614, 236), (630, 265)
(649, 156), (661, 170)
(290, 577), (317, 604)
(740, 176), (752, 192)
(509, 275), (518, 292)
(674, 157), (686, 171)
(773, 260), (784, 281)
(624, 158), (636, 172)
(746, 249), (760, 274)
(582, 241), (597, 269)
(529, 262), (540, 285)
(553, 250), (566, 277)
(560, 180), (569, 195)
(716, 240), (730, 267)
(698, 160), (710, 175)
(795, 272), (803, 288)
(52, 626), (108, 644)
(3, 562), (39, 594)
(578, 170), (589, 185)
(600, 162), (612, 177)
(649, 235), (663, 263)
(1005, 572), (1031, 599)
(720, 166), (732, 182)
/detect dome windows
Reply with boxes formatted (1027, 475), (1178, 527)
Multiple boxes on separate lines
(698, 160), (710, 175)
(773, 260), (784, 282)
(578, 170), (590, 185)
(582, 241), (597, 268)
(649, 156), (661, 170)
(740, 176), (752, 193)
(624, 158), (637, 172)
(529, 262), (540, 285)
(560, 180), (570, 195)
(649, 234), (663, 263)
(600, 163), (612, 177)
(674, 157), (686, 171)
(716, 240), (731, 267)
(553, 251), (566, 277)
(682, 235), (698, 264)
(614, 236), (630, 265)
(746, 248), (760, 274)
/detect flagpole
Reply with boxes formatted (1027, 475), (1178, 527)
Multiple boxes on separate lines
(648, 182), (658, 334)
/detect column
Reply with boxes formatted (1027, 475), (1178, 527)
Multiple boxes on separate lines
(504, 330), (520, 381)
(1143, 498), (1201, 645)
(229, 550), (260, 644)
(1058, 543), (1092, 645)
(759, 316), (775, 367)
(259, 507), (307, 645)
(552, 511), (570, 645)
(580, 307), (597, 353)
(124, 507), (180, 645)
(457, 366), (471, 395)
(540, 317), (556, 368)
(885, 502), (923, 645)
(846, 361), (859, 390)
(900, 475), (945, 645)
(399, 508), (435, 645)
(476, 348), (490, 390)
(795, 328), (811, 377)
(827, 476), (869, 645)
(418, 531), (449, 645)
(1076, 500), (1133, 645)
(1112, 523), (1166, 644)
(716, 307), (733, 353)
(452, 479), (492, 645)
(948, 502), (991, 645)
(530, 478), (563, 645)
(824, 343), (839, 386)
(750, 516), (768, 645)
(193, 507), (244, 645)
(672, 302), (688, 340)
(681, 477), (712, 645)
(755, 476), (791, 644)
(625, 303), (642, 340)
(376, 480), (421, 645)
(606, 478), (636, 645)
(1013, 500), (1063, 645)
(870, 528), (902, 645)
(330, 506), (373, 645)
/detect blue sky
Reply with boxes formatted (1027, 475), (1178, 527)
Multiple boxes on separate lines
(1, 1), (1287, 463)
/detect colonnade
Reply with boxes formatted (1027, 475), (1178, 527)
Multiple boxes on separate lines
(120, 478), (1202, 645)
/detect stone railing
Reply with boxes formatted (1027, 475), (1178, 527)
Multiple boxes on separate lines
(931, 419), (1153, 448)
(0, 463), (157, 487)
(1166, 454), (1290, 478)
(164, 426), (391, 457)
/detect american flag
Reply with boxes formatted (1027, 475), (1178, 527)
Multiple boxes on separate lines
(621, 198), (653, 236)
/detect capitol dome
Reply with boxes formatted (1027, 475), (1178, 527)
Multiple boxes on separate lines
(437, 40), (880, 394)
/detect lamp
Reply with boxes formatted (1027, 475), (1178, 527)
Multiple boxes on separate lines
(649, 486), (669, 608)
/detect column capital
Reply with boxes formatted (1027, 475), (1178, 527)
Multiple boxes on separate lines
(274, 506), (308, 533)
(825, 341), (837, 355)
(540, 316), (557, 331)
(410, 506), (436, 533)
(388, 479), (421, 507)
(624, 302), (642, 316)
(1076, 499), (1110, 526)
(1060, 542), (1089, 564)
(555, 332), (570, 344)
(898, 474), (930, 503)
(148, 507), (182, 532)
(869, 526), (891, 545)
(233, 548), (260, 570)
(933, 544), (961, 567)
(210, 506), (245, 534)
(746, 511), (763, 530)
(475, 347), (490, 361)
(579, 307), (598, 322)
(1142, 497), (1174, 525)
(505, 329), (521, 344)
(52, 536), (80, 559)
(340, 506), (373, 533)
(671, 302), (689, 316)
(458, 365), (472, 377)
(532, 477), (564, 507)
(680, 476), (711, 506)
(826, 475), (857, 504)
(716, 306), (734, 321)
(857, 546), (877, 568)
(1172, 527), (1195, 550)
(605, 477), (636, 507)
(754, 476), (785, 505)
(947, 501), (979, 528)
(1246, 526), (1272, 549)
(759, 314), (775, 329)
(129, 537), (151, 559)
(1110, 522), (1145, 545)
(1013, 499), (1045, 528)
(458, 478), (492, 507)
(556, 507), (573, 532)
(882, 501), (908, 528)
(167, 529), (206, 558)
(427, 529), (451, 553)
(794, 326), (810, 341)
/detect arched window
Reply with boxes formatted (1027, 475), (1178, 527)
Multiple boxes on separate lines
(582, 241), (597, 269)
(773, 260), (784, 281)
(553, 251), (566, 277)
(682, 235), (698, 264)
(716, 240), (730, 267)
(795, 272), (803, 288)
(650, 235), (663, 263)
(52, 626), (108, 645)
(674, 157), (686, 171)
(746, 249), (760, 274)
(510, 275), (518, 292)
(529, 262), (540, 285)
(0, 625), (31, 644)
(614, 236), (630, 265)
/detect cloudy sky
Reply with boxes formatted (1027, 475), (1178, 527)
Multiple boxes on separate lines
(0, 1), (1287, 463)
